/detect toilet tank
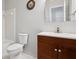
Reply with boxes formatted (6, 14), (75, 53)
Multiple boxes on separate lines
(18, 33), (28, 45)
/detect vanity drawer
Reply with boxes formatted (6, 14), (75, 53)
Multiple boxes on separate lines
(38, 35), (58, 45)
(38, 35), (76, 48)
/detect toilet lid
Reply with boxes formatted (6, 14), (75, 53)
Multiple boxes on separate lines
(7, 43), (23, 51)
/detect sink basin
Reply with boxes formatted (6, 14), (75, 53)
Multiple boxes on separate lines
(38, 32), (76, 39)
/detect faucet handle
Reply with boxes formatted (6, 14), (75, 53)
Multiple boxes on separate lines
(57, 26), (60, 33)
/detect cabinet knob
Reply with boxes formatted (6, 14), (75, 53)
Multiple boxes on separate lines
(58, 49), (61, 52)
(54, 49), (57, 51)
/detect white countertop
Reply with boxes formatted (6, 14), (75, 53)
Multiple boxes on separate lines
(38, 32), (76, 39)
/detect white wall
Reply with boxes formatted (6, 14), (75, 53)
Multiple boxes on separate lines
(2, 12), (5, 40)
(5, 0), (76, 58)
(6, 0), (45, 57)
(2, 0), (6, 40)
(2, 0), (6, 10)
(69, 0), (76, 21)
(16, 0), (45, 57)
(42, 21), (76, 34)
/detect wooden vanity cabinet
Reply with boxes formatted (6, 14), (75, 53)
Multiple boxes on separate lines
(37, 35), (76, 59)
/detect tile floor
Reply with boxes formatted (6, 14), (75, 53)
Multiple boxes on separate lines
(3, 53), (36, 59)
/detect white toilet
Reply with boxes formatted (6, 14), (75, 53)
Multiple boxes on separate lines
(7, 33), (28, 59)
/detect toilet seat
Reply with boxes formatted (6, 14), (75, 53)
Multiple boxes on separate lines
(7, 43), (23, 51)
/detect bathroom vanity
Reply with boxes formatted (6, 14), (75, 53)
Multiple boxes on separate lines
(37, 32), (76, 59)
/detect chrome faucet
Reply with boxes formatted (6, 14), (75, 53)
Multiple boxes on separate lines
(57, 26), (60, 33)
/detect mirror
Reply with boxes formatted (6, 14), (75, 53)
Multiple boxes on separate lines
(49, 6), (64, 22)
(44, 0), (76, 23)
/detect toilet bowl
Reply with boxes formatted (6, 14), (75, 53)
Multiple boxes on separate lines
(7, 33), (28, 59)
(7, 43), (23, 56)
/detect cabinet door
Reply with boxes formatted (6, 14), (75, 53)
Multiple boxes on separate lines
(38, 36), (58, 59)
(58, 39), (76, 59)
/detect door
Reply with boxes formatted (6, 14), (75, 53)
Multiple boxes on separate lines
(38, 36), (58, 59)
(58, 47), (76, 59)
(58, 39), (76, 59)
